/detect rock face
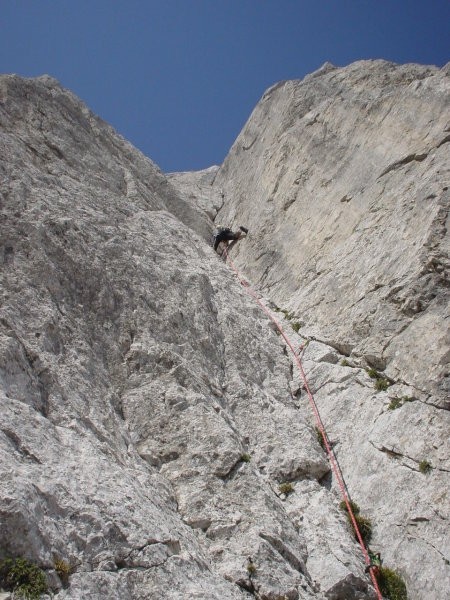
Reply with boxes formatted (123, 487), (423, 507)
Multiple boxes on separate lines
(0, 60), (449, 600)
(213, 60), (450, 599)
(167, 165), (223, 221)
(214, 60), (450, 405)
(1, 74), (373, 600)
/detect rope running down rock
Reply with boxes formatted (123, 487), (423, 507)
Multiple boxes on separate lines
(224, 249), (383, 600)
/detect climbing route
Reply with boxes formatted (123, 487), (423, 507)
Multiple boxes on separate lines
(224, 250), (384, 600)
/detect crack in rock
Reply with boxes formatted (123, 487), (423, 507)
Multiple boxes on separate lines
(378, 152), (428, 178)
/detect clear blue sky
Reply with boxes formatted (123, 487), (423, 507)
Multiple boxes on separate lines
(1, 1), (449, 172)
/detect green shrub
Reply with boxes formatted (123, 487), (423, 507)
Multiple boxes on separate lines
(291, 322), (302, 333)
(388, 398), (403, 410)
(339, 500), (372, 545)
(377, 566), (407, 600)
(278, 482), (294, 496)
(375, 378), (389, 392)
(240, 453), (251, 463)
(0, 557), (48, 599)
(367, 368), (378, 379)
(419, 459), (432, 474)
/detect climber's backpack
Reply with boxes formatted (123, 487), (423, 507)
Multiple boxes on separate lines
(212, 227), (232, 245)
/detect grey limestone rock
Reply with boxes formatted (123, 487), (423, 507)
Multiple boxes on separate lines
(1, 60), (449, 600)
(213, 60), (450, 600)
(0, 73), (367, 599)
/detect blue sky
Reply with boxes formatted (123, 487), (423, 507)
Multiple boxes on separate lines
(1, 1), (449, 172)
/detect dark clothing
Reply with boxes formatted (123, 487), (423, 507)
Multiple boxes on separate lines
(213, 228), (240, 251)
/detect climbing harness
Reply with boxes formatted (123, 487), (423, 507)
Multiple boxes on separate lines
(223, 249), (383, 600)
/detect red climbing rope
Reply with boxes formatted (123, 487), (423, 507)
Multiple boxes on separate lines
(224, 250), (383, 600)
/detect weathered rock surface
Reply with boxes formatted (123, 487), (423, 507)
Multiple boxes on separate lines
(2, 60), (449, 600)
(214, 59), (450, 407)
(1, 74), (375, 600)
(212, 60), (450, 599)
(168, 165), (223, 221)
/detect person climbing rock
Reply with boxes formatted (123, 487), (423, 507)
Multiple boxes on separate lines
(213, 226), (248, 255)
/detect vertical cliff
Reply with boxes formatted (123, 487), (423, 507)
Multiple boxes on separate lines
(1, 74), (377, 600)
(213, 60), (450, 599)
(0, 60), (449, 600)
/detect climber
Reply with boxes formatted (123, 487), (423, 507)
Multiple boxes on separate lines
(213, 226), (248, 256)
(365, 551), (382, 576)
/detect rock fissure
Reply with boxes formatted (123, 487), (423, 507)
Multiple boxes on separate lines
(406, 534), (450, 565)
(259, 532), (307, 576)
(378, 151), (429, 178)
(1, 428), (42, 463)
(369, 441), (449, 473)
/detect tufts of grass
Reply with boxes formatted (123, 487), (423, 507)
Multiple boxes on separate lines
(354, 515), (373, 545)
(281, 309), (294, 320)
(419, 459), (432, 474)
(291, 322), (302, 333)
(340, 499), (360, 515)
(54, 558), (72, 585)
(367, 368), (391, 392)
(278, 482), (294, 496)
(375, 378), (389, 392)
(0, 557), (48, 599)
(315, 426), (326, 451)
(388, 395), (415, 410)
(339, 500), (372, 545)
(388, 398), (403, 410)
(377, 566), (407, 600)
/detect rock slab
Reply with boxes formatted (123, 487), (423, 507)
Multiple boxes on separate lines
(0, 74), (377, 599)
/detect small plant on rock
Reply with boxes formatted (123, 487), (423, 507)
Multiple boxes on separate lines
(341, 359), (350, 367)
(315, 426), (326, 451)
(367, 368), (378, 379)
(388, 397), (403, 410)
(278, 482), (294, 496)
(377, 566), (407, 600)
(54, 558), (72, 585)
(375, 378), (389, 392)
(388, 395), (415, 410)
(339, 500), (373, 545)
(246, 558), (256, 576)
(240, 453), (251, 463)
(280, 309), (294, 320)
(291, 322), (302, 333)
(419, 459), (432, 474)
(0, 557), (48, 599)
(354, 514), (373, 545)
